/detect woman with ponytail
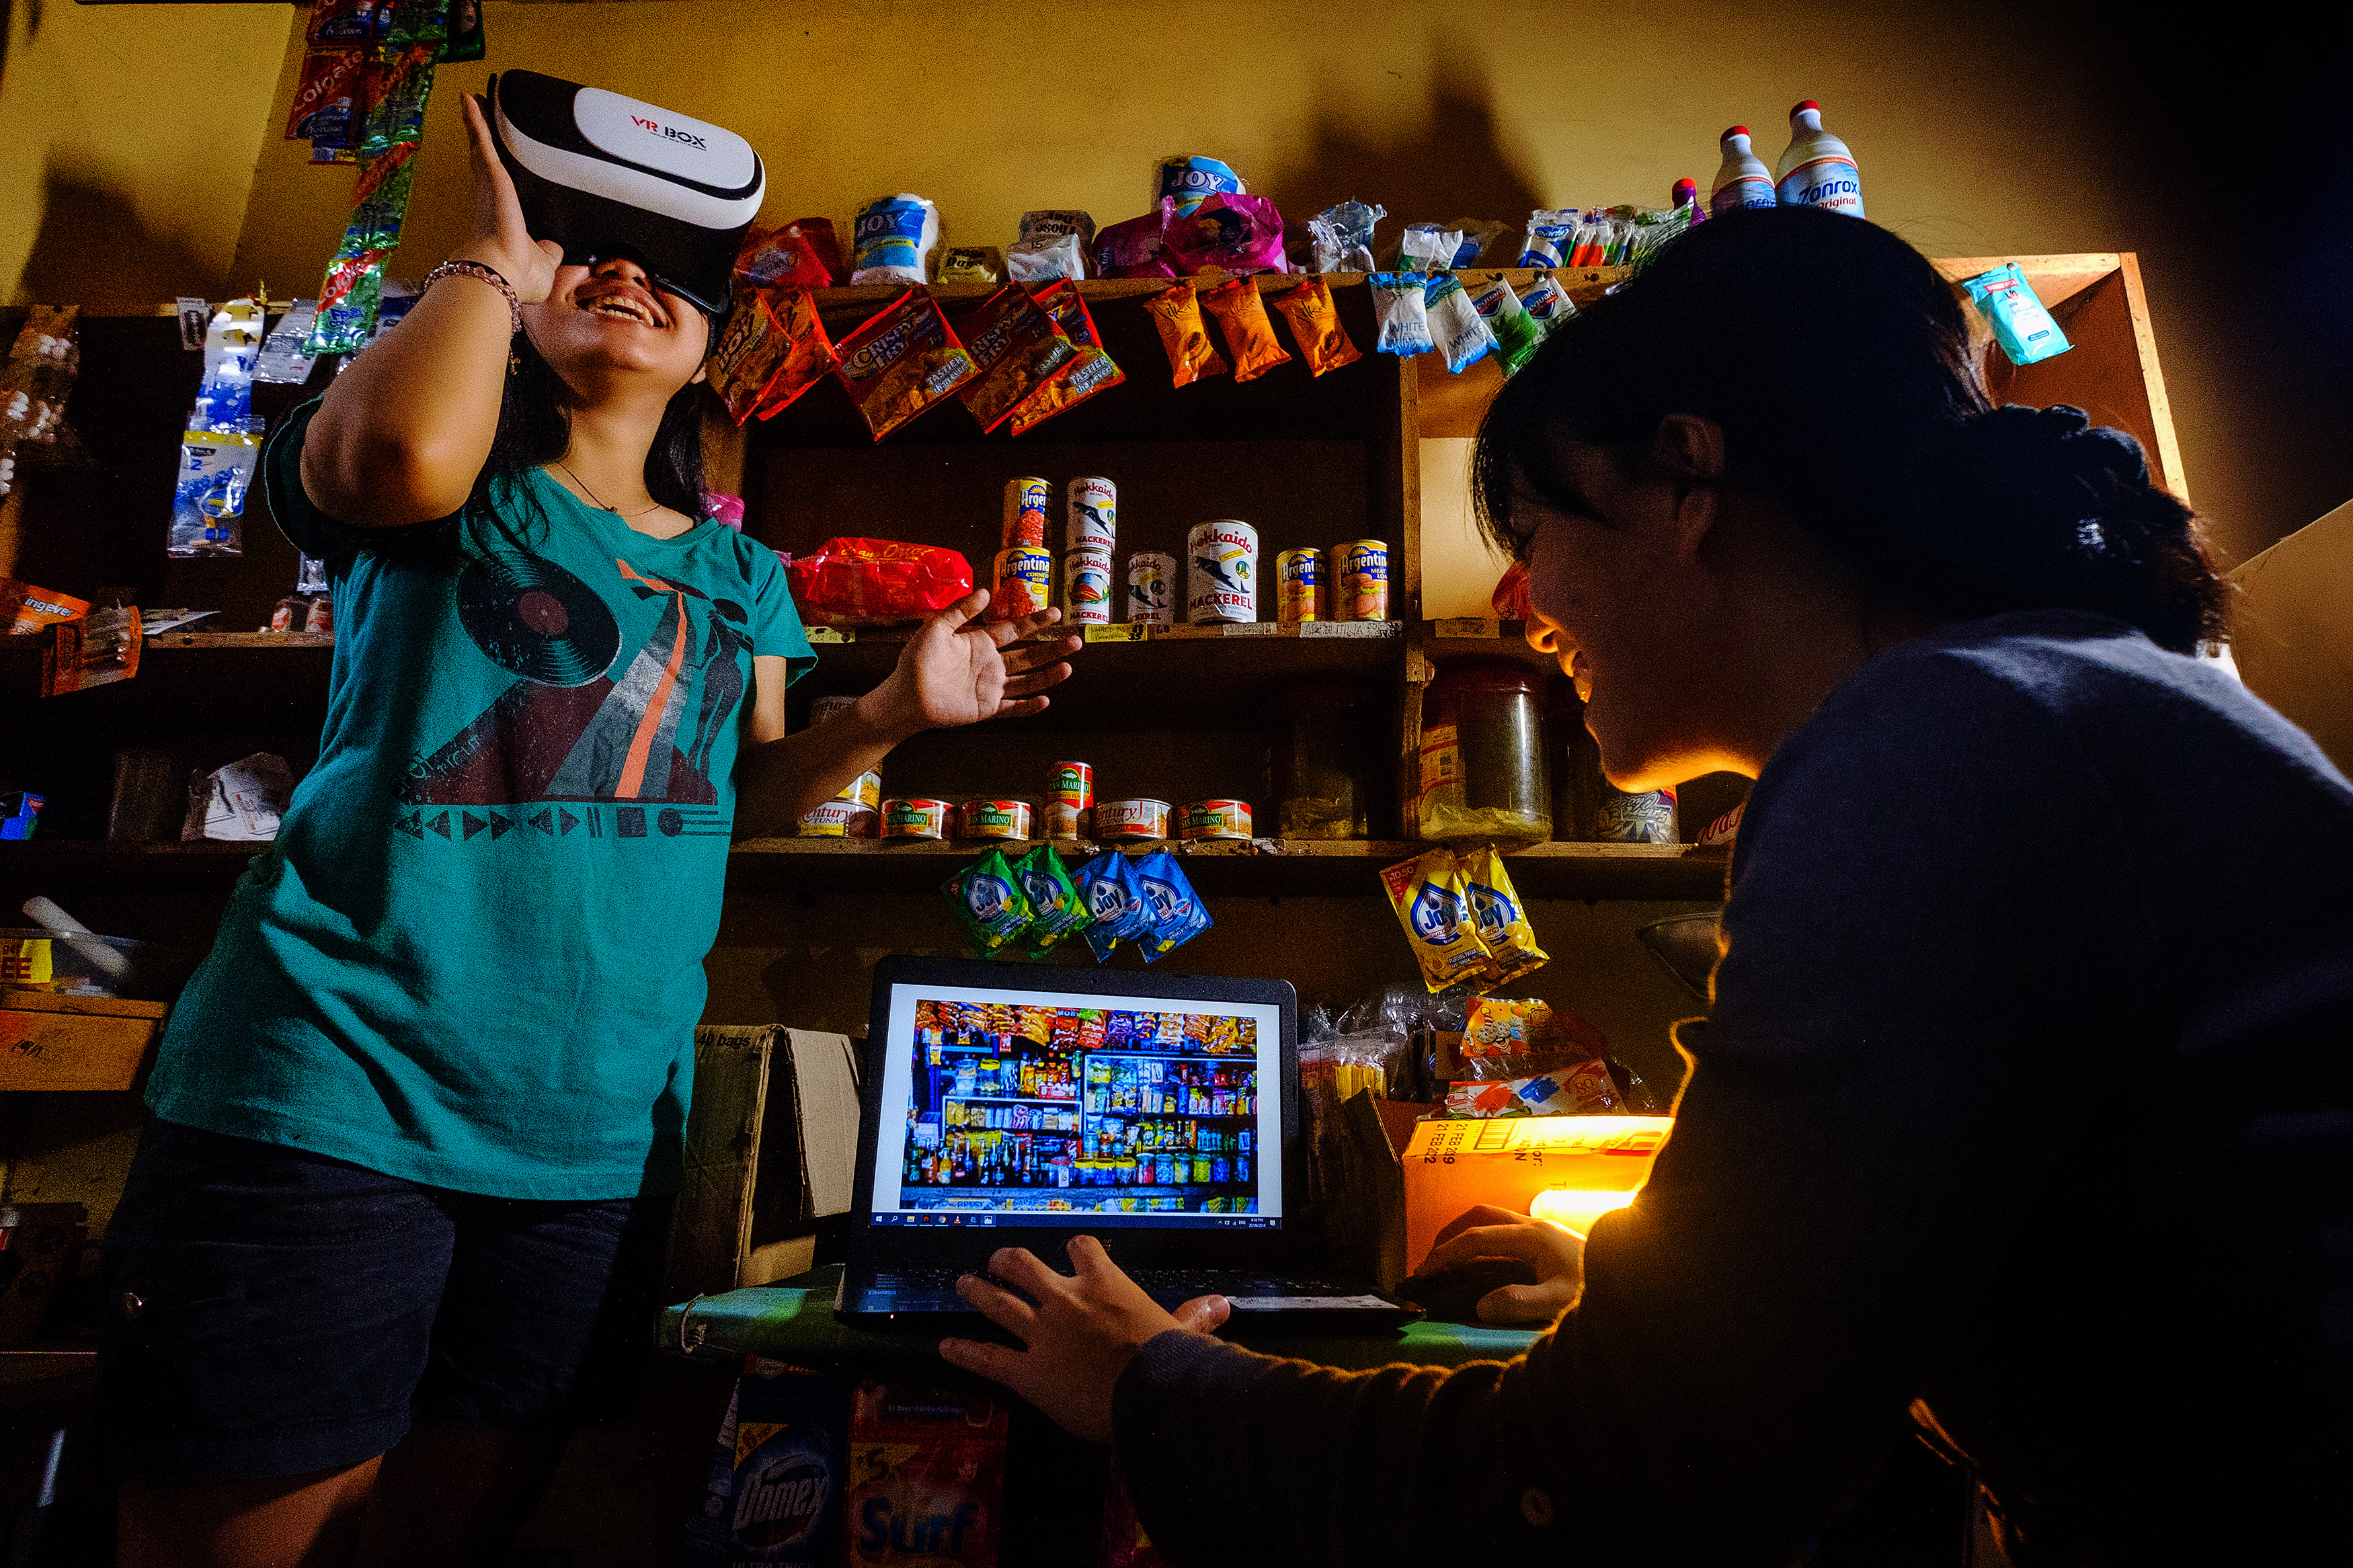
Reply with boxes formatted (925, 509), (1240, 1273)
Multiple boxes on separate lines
(939, 207), (2353, 1567)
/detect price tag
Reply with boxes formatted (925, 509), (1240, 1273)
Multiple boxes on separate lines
(1084, 623), (1150, 643)
(805, 626), (856, 645)
(1221, 621), (1278, 637)
(1300, 620), (1395, 639)
(1434, 616), (1500, 639)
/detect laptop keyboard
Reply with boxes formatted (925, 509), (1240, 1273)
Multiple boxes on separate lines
(867, 1266), (1360, 1301)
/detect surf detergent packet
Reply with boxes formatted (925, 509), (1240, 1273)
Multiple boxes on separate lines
(1145, 281), (1229, 386)
(1460, 845), (1549, 985)
(850, 194), (941, 286)
(1134, 851), (1211, 962)
(845, 1383), (1010, 1568)
(1369, 272), (1435, 356)
(1199, 278), (1291, 382)
(1379, 847), (1497, 992)
(1963, 262), (2073, 366)
(1270, 276), (1362, 377)
(944, 850), (1035, 958)
(834, 288), (977, 442)
(1424, 272), (1497, 374)
(954, 285), (1075, 434)
(1078, 852), (1152, 962)
(1014, 844), (1090, 958)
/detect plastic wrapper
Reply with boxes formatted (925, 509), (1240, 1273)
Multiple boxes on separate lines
(167, 429), (263, 556)
(38, 606), (140, 698)
(938, 247), (1004, 285)
(1012, 845), (1090, 959)
(1144, 282), (1228, 387)
(1008, 283), (1122, 436)
(1199, 278), (1291, 382)
(733, 222), (833, 292)
(253, 302), (321, 384)
(1, 305), (82, 497)
(709, 290), (797, 425)
(1517, 273), (1577, 335)
(1155, 153), (1245, 219)
(1460, 845), (1548, 985)
(787, 537), (974, 628)
(1269, 276), (1361, 377)
(2, 579), (88, 636)
(1444, 219), (1509, 268)
(1423, 272), (1497, 374)
(285, 48), (366, 143)
(1398, 222), (1463, 274)
(1517, 208), (1580, 269)
(1469, 274), (1542, 377)
(846, 1383), (1010, 1568)
(1008, 210), (1094, 282)
(1378, 848), (1495, 992)
(944, 850), (1035, 959)
(1443, 1062), (1622, 1118)
(1490, 559), (1531, 620)
(1078, 851), (1154, 962)
(1566, 215), (1616, 269)
(1964, 262), (2073, 366)
(1369, 272), (1434, 357)
(850, 194), (941, 285)
(754, 288), (842, 419)
(681, 1359), (850, 1568)
(1622, 206), (1692, 269)
(380, 0), (447, 52)
(307, 0), (385, 46)
(1161, 193), (1288, 278)
(306, 145), (421, 354)
(833, 288), (977, 442)
(1133, 850), (1211, 962)
(1458, 995), (1606, 1070)
(1307, 199), (1384, 273)
(358, 44), (435, 159)
(182, 751), (292, 841)
(954, 286), (1076, 434)
(1093, 212), (1174, 280)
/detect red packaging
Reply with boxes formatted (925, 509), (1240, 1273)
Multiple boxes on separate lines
(305, 0), (381, 46)
(707, 292), (796, 425)
(753, 288), (840, 419)
(1096, 1456), (1174, 1568)
(1093, 212), (1175, 280)
(953, 286), (1076, 434)
(284, 48), (366, 141)
(833, 288), (978, 442)
(1009, 282), (1125, 436)
(733, 223), (832, 292)
(787, 538), (975, 628)
(846, 1382), (1010, 1568)
(785, 217), (848, 282)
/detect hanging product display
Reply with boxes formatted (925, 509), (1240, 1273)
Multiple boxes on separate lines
(168, 299), (268, 556)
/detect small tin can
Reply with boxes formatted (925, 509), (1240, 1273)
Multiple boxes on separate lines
(1095, 798), (1172, 841)
(1063, 547), (1113, 625)
(1046, 761), (1093, 841)
(959, 798), (1033, 841)
(1187, 520), (1258, 624)
(1334, 539), (1390, 620)
(1177, 798), (1252, 841)
(1067, 476), (1117, 553)
(1275, 548), (1323, 624)
(302, 593), (335, 634)
(1127, 551), (1175, 626)
(882, 798), (952, 840)
(1003, 477), (1051, 548)
(990, 545), (1053, 622)
(800, 697), (880, 837)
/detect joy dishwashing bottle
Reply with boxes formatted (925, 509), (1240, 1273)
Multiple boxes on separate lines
(1776, 101), (1864, 217)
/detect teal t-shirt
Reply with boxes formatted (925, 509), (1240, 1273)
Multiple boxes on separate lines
(145, 401), (815, 1199)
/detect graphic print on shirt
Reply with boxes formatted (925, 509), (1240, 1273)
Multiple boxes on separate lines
(397, 550), (749, 833)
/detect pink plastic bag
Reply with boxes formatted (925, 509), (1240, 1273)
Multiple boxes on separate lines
(1160, 193), (1289, 277)
(787, 537), (974, 627)
(1094, 212), (1176, 280)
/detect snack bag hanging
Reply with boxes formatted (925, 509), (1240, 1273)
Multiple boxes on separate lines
(168, 299), (268, 556)
(1424, 272), (1498, 375)
(953, 285), (1076, 434)
(1145, 282), (1229, 386)
(787, 538), (975, 627)
(1014, 844), (1091, 958)
(1379, 848), (1497, 992)
(1199, 278), (1292, 382)
(1077, 851), (1154, 962)
(754, 288), (841, 419)
(733, 222), (833, 292)
(708, 291), (795, 425)
(850, 194), (941, 285)
(833, 288), (977, 441)
(1369, 273), (1434, 357)
(1008, 282), (1123, 436)
(1517, 273), (1577, 337)
(1270, 277), (1362, 376)
(944, 851), (1035, 958)
(1460, 845), (1549, 985)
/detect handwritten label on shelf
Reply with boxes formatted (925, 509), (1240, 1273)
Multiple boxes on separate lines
(1433, 617), (1501, 640)
(805, 626), (856, 645)
(1084, 624), (1150, 643)
(1299, 620), (1397, 639)
(1221, 622), (1278, 637)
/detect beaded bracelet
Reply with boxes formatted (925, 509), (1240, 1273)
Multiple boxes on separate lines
(422, 259), (522, 334)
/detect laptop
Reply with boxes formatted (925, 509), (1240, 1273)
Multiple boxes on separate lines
(836, 955), (1416, 1331)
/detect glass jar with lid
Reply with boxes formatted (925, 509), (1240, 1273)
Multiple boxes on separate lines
(1271, 681), (1377, 839)
(1417, 659), (1550, 845)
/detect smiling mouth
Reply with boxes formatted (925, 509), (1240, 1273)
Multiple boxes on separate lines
(580, 292), (662, 327)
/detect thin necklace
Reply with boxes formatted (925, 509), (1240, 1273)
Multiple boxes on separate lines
(553, 460), (663, 519)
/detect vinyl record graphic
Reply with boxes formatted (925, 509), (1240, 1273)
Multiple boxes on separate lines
(456, 551), (621, 687)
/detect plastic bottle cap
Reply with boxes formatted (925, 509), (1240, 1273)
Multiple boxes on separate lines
(1723, 126), (1749, 141)
(1792, 99), (1821, 116)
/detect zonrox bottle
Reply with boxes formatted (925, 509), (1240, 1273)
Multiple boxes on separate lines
(1776, 100), (1863, 218)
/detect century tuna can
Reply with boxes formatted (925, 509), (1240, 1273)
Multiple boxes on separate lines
(1002, 477), (1051, 548)
(1187, 520), (1259, 624)
(1127, 551), (1175, 626)
(990, 545), (1053, 622)
(1177, 799), (1253, 841)
(959, 798), (1033, 841)
(1094, 798), (1172, 841)
(1334, 539), (1390, 620)
(799, 695), (880, 837)
(1067, 476), (1117, 553)
(881, 798), (952, 840)
(1045, 761), (1093, 841)
(1063, 548), (1113, 625)
(1276, 548), (1324, 624)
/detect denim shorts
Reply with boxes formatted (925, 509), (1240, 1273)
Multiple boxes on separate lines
(96, 1120), (673, 1480)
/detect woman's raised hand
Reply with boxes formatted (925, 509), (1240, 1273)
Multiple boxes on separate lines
(867, 591), (1082, 737)
(457, 93), (563, 304)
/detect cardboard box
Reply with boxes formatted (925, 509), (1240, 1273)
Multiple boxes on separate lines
(1400, 1114), (1674, 1273)
(0, 989), (167, 1091)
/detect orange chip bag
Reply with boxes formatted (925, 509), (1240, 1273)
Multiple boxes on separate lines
(1271, 275), (1363, 377)
(706, 291), (795, 425)
(834, 288), (978, 442)
(1008, 282), (1125, 436)
(1144, 281), (1228, 388)
(1199, 277), (1293, 383)
(953, 285), (1076, 433)
(846, 1382), (1010, 1568)
(752, 288), (840, 419)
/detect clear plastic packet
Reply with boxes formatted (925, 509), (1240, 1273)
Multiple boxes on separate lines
(1, 305), (81, 460)
(1199, 278), (1291, 382)
(1307, 199), (1384, 273)
(1134, 850), (1211, 961)
(944, 850), (1035, 959)
(169, 300), (268, 556)
(938, 246), (1004, 285)
(1094, 212), (1174, 280)
(1270, 276), (1362, 377)
(1517, 208), (1580, 269)
(1009, 282), (1123, 436)
(752, 288), (840, 419)
(1445, 219), (1509, 269)
(1379, 848), (1496, 992)
(732, 222), (832, 292)
(1964, 262), (2073, 366)
(253, 301), (320, 384)
(1144, 281), (1230, 387)
(1008, 210), (1096, 282)
(1368, 272), (1434, 356)
(1160, 193), (1288, 277)
(1014, 844), (1091, 958)
(1468, 275), (1542, 378)
(1460, 845), (1548, 985)
(1566, 215), (1614, 268)
(1517, 273), (1577, 335)
(954, 284), (1076, 433)
(1622, 206), (1692, 269)
(850, 194), (941, 285)
(1423, 272), (1497, 374)
(832, 288), (977, 441)
(786, 537), (975, 627)
(1398, 222), (1463, 274)
(1078, 851), (1154, 962)
(1156, 153), (1245, 219)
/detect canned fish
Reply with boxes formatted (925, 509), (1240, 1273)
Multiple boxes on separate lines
(1127, 551), (1175, 626)
(1046, 762), (1093, 841)
(1335, 538), (1390, 620)
(1276, 548), (1323, 624)
(1177, 799), (1252, 841)
(882, 798), (952, 840)
(1067, 476), (1117, 553)
(990, 545), (1053, 622)
(1187, 520), (1258, 624)
(959, 798), (1033, 841)
(800, 696), (880, 837)
(1003, 477), (1051, 548)
(1095, 798), (1172, 841)
(1063, 547), (1113, 625)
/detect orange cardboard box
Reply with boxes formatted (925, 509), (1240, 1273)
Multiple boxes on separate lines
(1400, 1114), (1674, 1273)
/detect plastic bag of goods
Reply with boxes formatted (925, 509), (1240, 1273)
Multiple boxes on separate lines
(787, 538), (974, 627)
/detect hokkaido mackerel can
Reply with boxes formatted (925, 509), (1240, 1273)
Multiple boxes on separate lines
(1127, 551), (1175, 626)
(1002, 477), (1051, 548)
(1063, 548), (1113, 624)
(1067, 476), (1117, 553)
(1276, 548), (1324, 624)
(1187, 520), (1258, 624)
(1334, 539), (1390, 620)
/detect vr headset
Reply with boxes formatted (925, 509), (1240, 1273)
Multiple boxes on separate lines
(487, 70), (764, 318)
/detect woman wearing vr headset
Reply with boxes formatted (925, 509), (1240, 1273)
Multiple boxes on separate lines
(97, 95), (1080, 1566)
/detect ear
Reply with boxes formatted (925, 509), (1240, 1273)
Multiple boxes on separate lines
(1650, 413), (1726, 567)
(689, 362), (709, 386)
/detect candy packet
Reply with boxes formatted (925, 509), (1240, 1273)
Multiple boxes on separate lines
(1094, 212), (1175, 280)
(1423, 272), (1497, 374)
(1199, 278), (1291, 382)
(938, 247), (1004, 285)
(1460, 995), (1608, 1067)
(945, 850), (1035, 959)
(1368, 273), (1434, 357)
(1009, 282), (1123, 436)
(1460, 845), (1549, 985)
(1468, 275), (1543, 377)
(1144, 282), (1230, 387)
(850, 194), (941, 285)
(1014, 845), (1091, 958)
(1963, 262), (2073, 366)
(1379, 848), (1496, 992)
(954, 285), (1076, 433)
(1517, 208), (1580, 269)
(1445, 219), (1509, 269)
(1398, 223), (1464, 274)
(1008, 210), (1095, 282)
(1307, 199), (1384, 273)
(1078, 851), (1154, 962)
(845, 1383), (1010, 1568)
(1134, 851), (1211, 962)
(832, 288), (977, 441)
(1270, 276), (1362, 377)
(1156, 153), (1245, 219)
(1161, 193), (1289, 278)
(1517, 273), (1577, 335)
(753, 288), (841, 419)
(733, 222), (833, 291)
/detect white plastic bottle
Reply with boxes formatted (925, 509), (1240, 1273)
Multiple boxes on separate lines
(1710, 126), (1777, 215)
(1776, 101), (1864, 217)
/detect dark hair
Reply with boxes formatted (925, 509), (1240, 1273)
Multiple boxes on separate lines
(1472, 206), (2226, 653)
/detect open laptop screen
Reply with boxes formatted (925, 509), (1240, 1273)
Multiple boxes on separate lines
(866, 972), (1285, 1233)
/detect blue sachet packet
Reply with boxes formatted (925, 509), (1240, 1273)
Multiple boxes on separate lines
(1369, 272), (1434, 356)
(1078, 851), (1152, 962)
(1962, 262), (2071, 367)
(1134, 851), (1211, 962)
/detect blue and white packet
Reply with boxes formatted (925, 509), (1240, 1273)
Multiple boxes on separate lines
(1308, 198), (1384, 272)
(850, 194), (940, 286)
(1517, 273), (1577, 336)
(1424, 272), (1497, 374)
(1134, 850), (1211, 962)
(1156, 154), (1244, 220)
(1369, 272), (1435, 356)
(680, 1358), (850, 1567)
(1398, 222), (1462, 274)
(1963, 262), (2072, 366)
(167, 299), (266, 557)
(1077, 851), (1153, 962)
(1517, 208), (1579, 268)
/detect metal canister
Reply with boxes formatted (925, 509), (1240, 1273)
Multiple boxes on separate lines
(302, 593), (335, 634)
(1275, 548), (1323, 624)
(1127, 551), (1175, 626)
(1002, 477), (1051, 548)
(1067, 476), (1117, 553)
(1176, 799), (1252, 841)
(959, 798), (1033, 841)
(1063, 548), (1113, 625)
(990, 545), (1053, 622)
(1186, 520), (1258, 624)
(800, 696), (881, 837)
(1095, 798), (1172, 841)
(1046, 761), (1093, 841)
(882, 798), (952, 840)
(1334, 539), (1389, 620)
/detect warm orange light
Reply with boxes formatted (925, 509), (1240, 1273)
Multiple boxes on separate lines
(1401, 1114), (1674, 1272)
(1528, 1187), (1638, 1237)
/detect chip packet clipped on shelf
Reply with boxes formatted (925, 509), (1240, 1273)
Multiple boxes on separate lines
(787, 537), (975, 626)
(1144, 282), (1229, 387)
(733, 222), (833, 292)
(1379, 847), (1496, 992)
(945, 850), (1035, 958)
(1094, 212), (1175, 280)
(954, 285), (1076, 433)
(1517, 208), (1581, 269)
(1368, 273), (1434, 357)
(1014, 844), (1091, 958)
(1423, 272), (1497, 374)
(1269, 276), (1362, 377)
(1133, 850), (1211, 962)
(708, 291), (796, 425)
(845, 1383), (1010, 1568)
(1199, 278), (1291, 382)
(754, 288), (841, 419)
(1307, 199), (1384, 274)
(850, 194), (941, 285)
(939, 247), (1004, 285)
(1468, 275), (1543, 376)
(834, 288), (977, 441)
(1008, 282), (1123, 436)
(1160, 194), (1288, 278)
(1460, 845), (1549, 985)
(1076, 850), (1154, 962)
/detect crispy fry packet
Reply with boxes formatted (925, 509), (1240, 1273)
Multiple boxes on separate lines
(955, 285), (1074, 433)
(1008, 282), (1123, 436)
(834, 288), (977, 442)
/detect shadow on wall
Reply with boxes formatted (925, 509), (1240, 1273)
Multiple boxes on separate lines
(20, 165), (221, 313)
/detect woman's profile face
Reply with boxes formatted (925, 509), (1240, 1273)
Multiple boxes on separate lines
(520, 254), (709, 397)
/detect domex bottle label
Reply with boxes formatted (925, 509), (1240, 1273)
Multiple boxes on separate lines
(1778, 157), (1864, 218)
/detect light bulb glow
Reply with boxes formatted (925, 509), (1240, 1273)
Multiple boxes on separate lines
(1529, 1187), (1639, 1236)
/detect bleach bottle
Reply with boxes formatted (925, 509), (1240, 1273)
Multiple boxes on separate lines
(1776, 101), (1864, 217)
(1710, 127), (1777, 215)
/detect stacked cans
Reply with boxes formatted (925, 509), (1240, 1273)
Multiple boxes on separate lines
(1187, 520), (1258, 623)
(1275, 540), (1390, 623)
(1062, 477), (1115, 626)
(991, 477), (1054, 623)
